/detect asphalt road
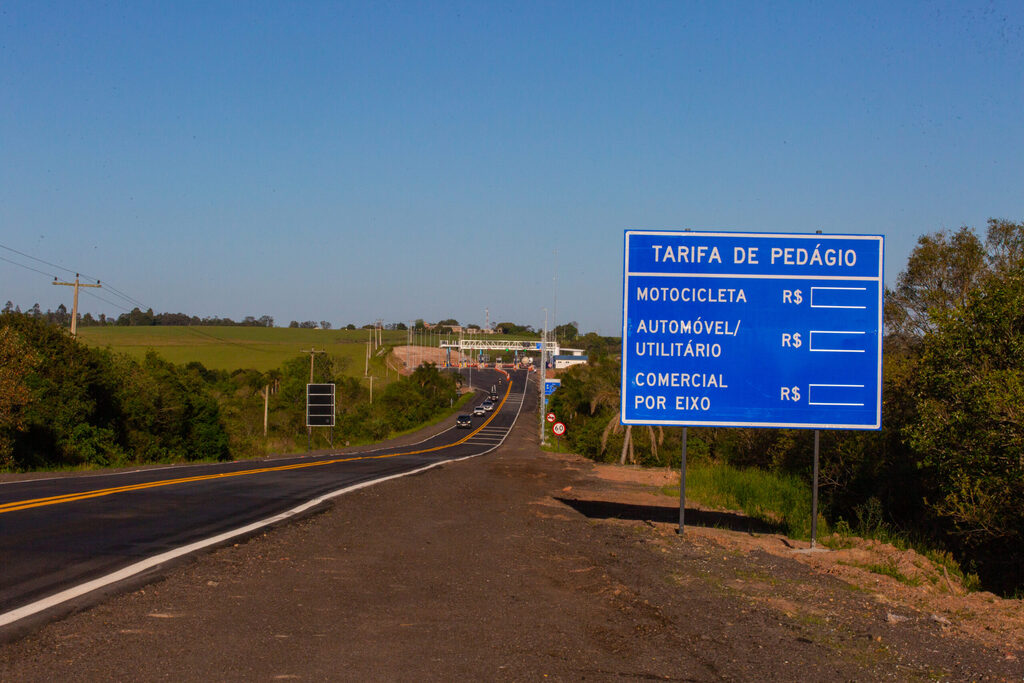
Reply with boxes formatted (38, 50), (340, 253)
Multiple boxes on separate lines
(0, 367), (531, 635)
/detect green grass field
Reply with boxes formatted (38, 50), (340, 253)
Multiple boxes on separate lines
(77, 326), (411, 373)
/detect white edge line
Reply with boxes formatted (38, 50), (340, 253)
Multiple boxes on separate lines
(0, 372), (528, 630)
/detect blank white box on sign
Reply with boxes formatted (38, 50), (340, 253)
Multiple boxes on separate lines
(810, 287), (868, 309)
(809, 330), (866, 353)
(808, 384), (865, 407)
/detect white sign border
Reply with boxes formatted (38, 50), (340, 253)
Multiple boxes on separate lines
(620, 230), (884, 430)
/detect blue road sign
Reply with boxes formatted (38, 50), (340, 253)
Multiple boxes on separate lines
(621, 231), (883, 429)
(544, 380), (561, 395)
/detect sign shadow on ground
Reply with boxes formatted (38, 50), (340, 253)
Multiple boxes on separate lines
(555, 497), (786, 535)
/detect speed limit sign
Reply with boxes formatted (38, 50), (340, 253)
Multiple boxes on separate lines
(546, 412), (556, 423)
(552, 422), (566, 436)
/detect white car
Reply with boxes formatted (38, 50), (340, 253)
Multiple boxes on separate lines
(473, 405), (486, 416)
(482, 401), (494, 412)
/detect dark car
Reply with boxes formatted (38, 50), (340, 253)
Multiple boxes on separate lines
(456, 414), (473, 428)
(489, 393), (499, 402)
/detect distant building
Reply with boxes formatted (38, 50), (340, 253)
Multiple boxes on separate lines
(553, 354), (588, 370)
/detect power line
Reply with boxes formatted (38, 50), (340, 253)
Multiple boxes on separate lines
(80, 288), (133, 312)
(0, 242), (77, 278)
(0, 256), (128, 315)
(101, 284), (146, 309)
(0, 241), (148, 310)
(0, 255), (57, 279)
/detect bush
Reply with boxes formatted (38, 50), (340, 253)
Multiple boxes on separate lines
(0, 313), (231, 470)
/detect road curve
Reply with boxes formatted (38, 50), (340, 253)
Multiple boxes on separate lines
(0, 368), (533, 634)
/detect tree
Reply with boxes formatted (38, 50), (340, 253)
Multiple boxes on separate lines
(320, 321), (332, 330)
(908, 273), (1024, 538)
(118, 307), (156, 326)
(883, 220), (1024, 347)
(906, 271), (1024, 591)
(0, 326), (38, 466)
(985, 218), (1024, 275)
(495, 322), (535, 335)
(437, 318), (459, 326)
(554, 321), (579, 342)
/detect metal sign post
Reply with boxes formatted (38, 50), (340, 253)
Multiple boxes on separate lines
(812, 429), (820, 547)
(621, 230), (884, 536)
(678, 427), (687, 534)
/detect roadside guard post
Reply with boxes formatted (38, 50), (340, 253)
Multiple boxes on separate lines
(621, 230), (884, 539)
(306, 383), (336, 449)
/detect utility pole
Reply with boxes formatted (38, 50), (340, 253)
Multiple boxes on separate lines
(301, 347), (327, 449)
(553, 248), (558, 343)
(540, 308), (548, 446)
(52, 274), (101, 337)
(366, 331), (372, 375)
(259, 384), (270, 437)
(301, 347), (326, 383)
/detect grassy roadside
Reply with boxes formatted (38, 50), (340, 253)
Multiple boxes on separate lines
(659, 462), (817, 539)
(653, 460), (980, 590)
(358, 389), (476, 445)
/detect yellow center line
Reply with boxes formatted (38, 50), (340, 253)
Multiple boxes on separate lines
(0, 376), (514, 515)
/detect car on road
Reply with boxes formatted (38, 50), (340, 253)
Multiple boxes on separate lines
(473, 405), (486, 416)
(488, 393), (499, 402)
(482, 401), (494, 412)
(456, 414), (473, 428)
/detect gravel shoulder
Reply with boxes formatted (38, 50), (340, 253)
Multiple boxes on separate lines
(1, 412), (1022, 681)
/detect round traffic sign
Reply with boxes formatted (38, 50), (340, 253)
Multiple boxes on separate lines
(552, 422), (566, 436)
(546, 412), (556, 423)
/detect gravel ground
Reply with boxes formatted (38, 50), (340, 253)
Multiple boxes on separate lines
(1, 413), (1022, 681)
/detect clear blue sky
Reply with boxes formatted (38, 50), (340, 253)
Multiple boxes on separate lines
(2, 1), (1022, 334)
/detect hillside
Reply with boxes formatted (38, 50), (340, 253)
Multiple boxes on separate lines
(76, 326), (409, 373)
